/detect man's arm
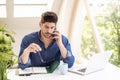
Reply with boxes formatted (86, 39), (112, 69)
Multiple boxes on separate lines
(61, 40), (75, 68)
(57, 38), (75, 68)
(19, 43), (41, 69)
(21, 43), (41, 64)
(57, 43), (68, 58)
(52, 30), (68, 58)
(52, 30), (74, 68)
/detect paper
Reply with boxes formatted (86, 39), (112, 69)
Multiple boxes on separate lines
(32, 67), (47, 73)
(19, 67), (47, 76)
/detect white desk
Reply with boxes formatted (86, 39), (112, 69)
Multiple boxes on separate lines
(7, 63), (120, 80)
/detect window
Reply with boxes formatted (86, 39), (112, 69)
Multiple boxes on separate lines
(0, 0), (6, 17)
(14, 0), (54, 17)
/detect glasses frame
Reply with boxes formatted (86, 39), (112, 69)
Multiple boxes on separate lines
(38, 51), (56, 63)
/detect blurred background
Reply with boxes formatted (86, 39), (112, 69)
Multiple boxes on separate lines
(0, 0), (120, 68)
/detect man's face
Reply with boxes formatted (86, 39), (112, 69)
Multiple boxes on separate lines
(40, 22), (56, 39)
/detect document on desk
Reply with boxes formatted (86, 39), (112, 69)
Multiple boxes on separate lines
(19, 67), (47, 76)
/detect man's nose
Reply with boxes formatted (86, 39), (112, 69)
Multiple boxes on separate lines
(46, 28), (52, 33)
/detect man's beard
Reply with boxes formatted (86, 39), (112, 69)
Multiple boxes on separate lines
(43, 32), (52, 39)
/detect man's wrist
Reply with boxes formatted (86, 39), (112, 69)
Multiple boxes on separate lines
(22, 48), (31, 58)
(24, 48), (31, 54)
(57, 41), (63, 47)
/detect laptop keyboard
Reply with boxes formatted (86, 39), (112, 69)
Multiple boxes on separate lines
(78, 68), (87, 72)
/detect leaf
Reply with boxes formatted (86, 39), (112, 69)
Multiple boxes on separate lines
(0, 23), (6, 30)
(4, 29), (16, 35)
(5, 33), (15, 43)
(0, 22), (17, 69)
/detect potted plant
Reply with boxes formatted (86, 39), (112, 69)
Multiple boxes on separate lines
(0, 23), (17, 80)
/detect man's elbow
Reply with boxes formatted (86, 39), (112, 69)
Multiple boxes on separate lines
(68, 56), (75, 68)
(64, 56), (75, 68)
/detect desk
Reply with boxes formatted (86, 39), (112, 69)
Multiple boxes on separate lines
(7, 63), (120, 80)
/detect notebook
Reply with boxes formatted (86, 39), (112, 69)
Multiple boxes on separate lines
(68, 51), (113, 75)
(19, 67), (47, 76)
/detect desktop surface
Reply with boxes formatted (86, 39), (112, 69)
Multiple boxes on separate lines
(7, 63), (120, 80)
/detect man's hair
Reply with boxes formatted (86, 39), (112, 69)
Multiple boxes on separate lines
(40, 11), (58, 24)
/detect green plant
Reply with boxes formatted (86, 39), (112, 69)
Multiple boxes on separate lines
(80, 17), (98, 59)
(96, 1), (120, 67)
(0, 23), (17, 80)
(105, 7), (120, 67)
(80, 1), (120, 68)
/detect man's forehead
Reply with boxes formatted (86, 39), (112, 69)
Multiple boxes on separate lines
(43, 22), (56, 27)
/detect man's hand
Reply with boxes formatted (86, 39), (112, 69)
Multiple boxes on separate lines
(21, 43), (42, 64)
(25, 43), (42, 53)
(52, 30), (68, 59)
(52, 30), (62, 46)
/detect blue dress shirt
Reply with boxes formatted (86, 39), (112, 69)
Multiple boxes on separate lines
(18, 30), (74, 70)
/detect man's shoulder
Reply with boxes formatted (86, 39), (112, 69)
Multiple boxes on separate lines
(61, 35), (69, 43)
(23, 31), (38, 39)
(62, 35), (68, 40)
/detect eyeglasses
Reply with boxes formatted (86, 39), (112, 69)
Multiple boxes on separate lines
(38, 51), (56, 63)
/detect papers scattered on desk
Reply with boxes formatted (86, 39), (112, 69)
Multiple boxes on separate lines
(19, 67), (47, 76)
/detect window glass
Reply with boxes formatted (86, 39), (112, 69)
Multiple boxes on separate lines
(14, 6), (47, 17)
(14, 0), (54, 17)
(0, 0), (6, 17)
(0, 0), (6, 4)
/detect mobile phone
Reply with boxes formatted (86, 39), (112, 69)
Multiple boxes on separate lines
(51, 27), (57, 37)
(51, 34), (57, 37)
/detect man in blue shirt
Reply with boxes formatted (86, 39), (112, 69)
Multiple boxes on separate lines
(18, 11), (75, 70)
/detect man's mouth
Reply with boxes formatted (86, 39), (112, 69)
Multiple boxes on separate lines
(45, 33), (53, 38)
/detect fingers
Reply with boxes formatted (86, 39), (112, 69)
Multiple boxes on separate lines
(52, 30), (61, 39)
(52, 30), (63, 45)
(27, 43), (42, 53)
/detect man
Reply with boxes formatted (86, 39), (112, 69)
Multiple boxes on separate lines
(18, 11), (74, 70)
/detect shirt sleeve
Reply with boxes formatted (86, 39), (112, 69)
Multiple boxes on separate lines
(63, 50), (75, 68)
(62, 36), (75, 68)
(18, 56), (31, 70)
(67, 50), (72, 57)
(18, 35), (32, 70)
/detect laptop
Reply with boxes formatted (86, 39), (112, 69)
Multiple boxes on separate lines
(68, 51), (113, 75)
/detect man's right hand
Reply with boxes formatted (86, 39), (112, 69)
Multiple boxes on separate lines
(21, 43), (42, 64)
(25, 43), (42, 53)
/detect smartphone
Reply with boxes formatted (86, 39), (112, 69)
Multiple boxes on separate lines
(51, 27), (57, 37)
(51, 33), (57, 37)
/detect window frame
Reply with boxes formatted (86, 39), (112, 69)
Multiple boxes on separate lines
(0, 0), (54, 18)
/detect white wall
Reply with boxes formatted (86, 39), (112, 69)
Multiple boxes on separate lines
(1, 18), (40, 55)
(0, 0), (81, 56)
(0, 0), (75, 55)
